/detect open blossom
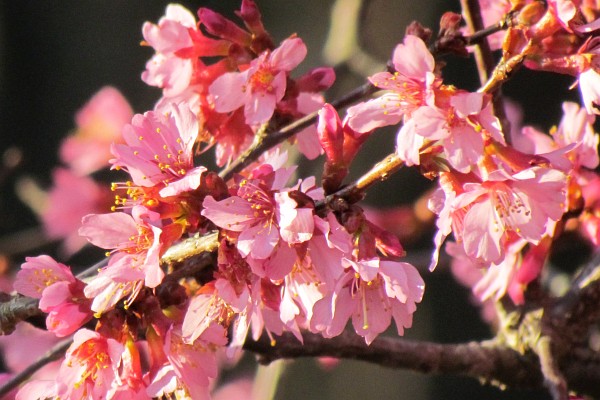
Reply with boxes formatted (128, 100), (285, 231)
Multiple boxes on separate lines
(434, 166), (567, 265)
(209, 37), (307, 125)
(147, 325), (227, 400)
(60, 86), (133, 175)
(141, 5), (198, 97)
(346, 34), (438, 133)
(396, 91), (504, 170)
(41, 168), (111, 255)
(311, 257), (424, 344)
(79, 206), (180, 313)
(14, 255), (92, 336)
(55, 329), (124, 400)
(111, 103), (205, 197)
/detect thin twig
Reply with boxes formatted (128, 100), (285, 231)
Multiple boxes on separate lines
(317, 153), (403, 212)
(218, 82), (376, 182)
(243, 330), (600, 398)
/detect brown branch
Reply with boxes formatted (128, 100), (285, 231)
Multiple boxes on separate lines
(0, 296), (41, 336)
(461, 0), (513, 143)
(317, 153), (403, 212)
(461, 0), (495, 85)
(243, 330), (600, 398)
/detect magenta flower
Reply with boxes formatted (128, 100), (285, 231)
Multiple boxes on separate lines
(111, 103), (206, 197)
(209, 37), (307, 125)
(311, 257), (424, 344)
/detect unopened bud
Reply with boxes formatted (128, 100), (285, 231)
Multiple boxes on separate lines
(198, 8), (251, 46)
(516, 1), (546, 26)
(440, 12), (462, 33)
(405, 21), (432, 43)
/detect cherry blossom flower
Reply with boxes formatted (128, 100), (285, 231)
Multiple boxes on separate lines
(346, 35), (438, 133)
(60, 86), (133, 175)
(55, 329), (124, 400)
(111, 104), (205, 197)
(142, 5), (203, 97)
(445, 166), (566, 264)
(311, 257), (424, 344)
(41, 168), (111, 255)
(209, 37), (308, 125)
(146, 325), (227, 400)
(14, 255), (92, 336)
(396, 91), (504, 170)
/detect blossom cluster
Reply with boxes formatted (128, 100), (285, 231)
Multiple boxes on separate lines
(6, 0), (600, 399)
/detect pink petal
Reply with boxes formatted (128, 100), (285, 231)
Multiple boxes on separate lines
(209, 72), (247, 113)
(79, 212), (137, 249)
(270, 37), (307, 71)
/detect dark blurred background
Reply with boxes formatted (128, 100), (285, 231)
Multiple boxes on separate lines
(0, 1), (574, 398)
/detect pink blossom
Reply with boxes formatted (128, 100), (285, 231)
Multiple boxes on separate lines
(346, 35), (438, 133)
(141, 5), (198, 97)
(201, 163), (304, 267)
(311, 257), (424, 344)
(147, 325), (227, 399)
(60, 87), (133, 175)
(111, 104), (206, 196)
(209, 37), (307, 125)
(454, 167), (566, 264)
(14, 255), (75, 298)
(14, 257), (92, 336)
(397, 92), (503, 171)
(578, 68), (600, 114)
(79, 206), (167, 292)
(41, 168), (111, 255)
(56, 329), (124, 400)
(553, 101), (600, 169)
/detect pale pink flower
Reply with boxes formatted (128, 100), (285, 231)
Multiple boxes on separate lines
(60, 87), (133, 175)
(553, 101), (600, 169)
(79, 207), (177, 314)
(41, 168), (111, 255)
(346, 35), (438, 133)
(209, 37), (307, 125)
(311, 257), (424, 344)
(56, 329), (124, 400)
(455, 167), (566, 264)
(397, 92), (503, 171)
(15, 256), (91, 336)
(201, 163), (302, 267)
(111, 103), (205, 197)
(141, 5), (197, 97)
(147, 325), (227, 400)
(14, 255), (75, 298)
(578, 68), (600, 114)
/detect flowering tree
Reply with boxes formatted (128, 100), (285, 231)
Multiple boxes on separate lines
(2, 0), (600, 399)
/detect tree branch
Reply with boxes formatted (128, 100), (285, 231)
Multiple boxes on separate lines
(243, 330), (600, 398)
